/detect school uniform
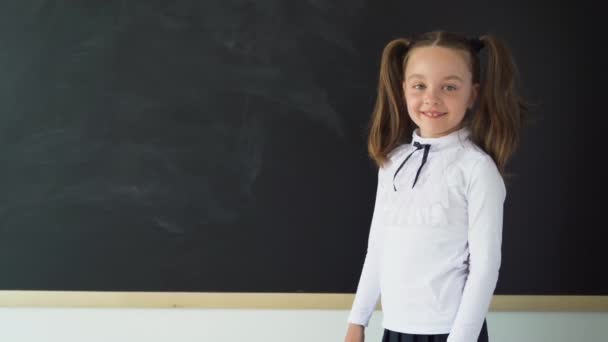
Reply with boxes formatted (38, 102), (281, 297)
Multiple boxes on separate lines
(347, 126), (505, 342)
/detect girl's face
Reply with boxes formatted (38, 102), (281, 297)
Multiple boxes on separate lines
(403, 46), (479, 138)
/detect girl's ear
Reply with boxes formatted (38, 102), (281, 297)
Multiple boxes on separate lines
(468, 83), (480, 109)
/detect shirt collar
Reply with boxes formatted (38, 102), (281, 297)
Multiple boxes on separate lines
(411, 126), (471, 152)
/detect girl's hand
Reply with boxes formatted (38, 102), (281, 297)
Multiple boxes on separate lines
(344, 323), (365, 342)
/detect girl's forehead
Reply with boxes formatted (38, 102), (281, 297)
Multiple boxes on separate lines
(405, 46), (471, 78)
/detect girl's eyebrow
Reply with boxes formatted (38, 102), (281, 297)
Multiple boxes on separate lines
(406, 74), (464, 82)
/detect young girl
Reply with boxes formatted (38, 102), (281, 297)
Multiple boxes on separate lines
(344, 30), (527, 342)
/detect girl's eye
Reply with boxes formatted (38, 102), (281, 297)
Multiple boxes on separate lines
(412, 84), (457, 91)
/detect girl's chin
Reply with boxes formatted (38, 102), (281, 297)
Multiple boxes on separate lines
(416, 123), (455, 136)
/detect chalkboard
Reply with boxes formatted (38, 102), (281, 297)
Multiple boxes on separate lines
(0, 1), (605, 300)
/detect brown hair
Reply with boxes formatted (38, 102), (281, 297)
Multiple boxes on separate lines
(367, 30), (528, 179)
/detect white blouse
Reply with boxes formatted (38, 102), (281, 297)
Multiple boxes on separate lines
(347, 126), (506, 342)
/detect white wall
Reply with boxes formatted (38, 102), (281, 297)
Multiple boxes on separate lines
(0, 309), (606, 342)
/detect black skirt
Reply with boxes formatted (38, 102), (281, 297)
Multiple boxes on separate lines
(381, 319), (489, 342)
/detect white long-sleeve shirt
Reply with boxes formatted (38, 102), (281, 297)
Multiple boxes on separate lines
(347, 126), (506, 342)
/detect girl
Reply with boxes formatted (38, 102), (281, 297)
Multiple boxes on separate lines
(344, 30), (527, 342)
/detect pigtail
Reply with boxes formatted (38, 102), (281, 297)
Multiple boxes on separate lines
(470, 34), (528, 178)
(367, 38), (415, 168)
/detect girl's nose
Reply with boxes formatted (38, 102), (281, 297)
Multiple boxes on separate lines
(423, 90), (441, 105)
(424, 97), (440, 105)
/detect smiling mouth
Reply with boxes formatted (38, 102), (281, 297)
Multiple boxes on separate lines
(421, 111), (447, 118)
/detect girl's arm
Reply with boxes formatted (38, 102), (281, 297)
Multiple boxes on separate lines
(347, 170), (384, 328)
(447, 155), (506, 342)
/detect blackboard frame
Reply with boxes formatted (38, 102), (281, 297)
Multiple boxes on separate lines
(0, 292), (606, 311)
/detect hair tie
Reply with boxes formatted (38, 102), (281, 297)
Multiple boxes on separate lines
(469, 37), (485, 53)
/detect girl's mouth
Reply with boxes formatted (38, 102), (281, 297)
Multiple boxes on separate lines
(421, 111), (447, 118)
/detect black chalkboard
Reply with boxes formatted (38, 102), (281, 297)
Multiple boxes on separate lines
(0, 1), (605, 296)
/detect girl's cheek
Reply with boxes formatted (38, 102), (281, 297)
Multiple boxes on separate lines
(406, 91), (421, 100)
(406, 96), (421, 106)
